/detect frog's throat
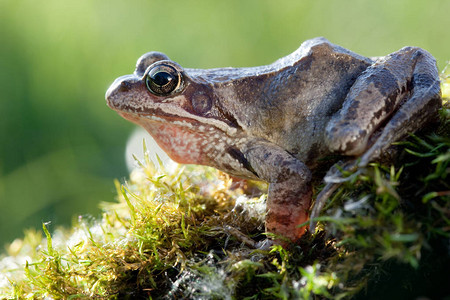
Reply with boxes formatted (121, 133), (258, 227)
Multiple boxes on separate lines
(119, 111), (236, 165)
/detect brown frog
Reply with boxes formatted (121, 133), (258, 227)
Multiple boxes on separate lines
(106, 37), (441, 245)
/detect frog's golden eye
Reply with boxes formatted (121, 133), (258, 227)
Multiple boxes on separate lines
(145, 64), (182, 96)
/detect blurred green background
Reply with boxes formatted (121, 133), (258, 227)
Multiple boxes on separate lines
(0, 0), (449, 247)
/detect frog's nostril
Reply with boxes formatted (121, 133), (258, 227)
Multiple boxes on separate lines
(119, 81), (132, 92)
(105, 75), (138, 108)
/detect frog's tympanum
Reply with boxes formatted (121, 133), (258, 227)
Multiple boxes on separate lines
(106, 38), (441, 245)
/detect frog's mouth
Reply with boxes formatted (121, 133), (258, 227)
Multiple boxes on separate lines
(117, 109), (238, 138)
(119, 111), (202, 131)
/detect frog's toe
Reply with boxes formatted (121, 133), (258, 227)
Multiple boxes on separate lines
(310, 160), (361, 232)
(309, 182), (340, 232)
(256, 239), (276, 250)
(223, 226), (278, 250)
(223, 225), (257, 248)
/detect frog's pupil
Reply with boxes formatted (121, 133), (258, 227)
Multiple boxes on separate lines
(153, 72), (173, 87)
(146, 64), (181, 96)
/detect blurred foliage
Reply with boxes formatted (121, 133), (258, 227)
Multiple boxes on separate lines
(0, 0), (449, 247)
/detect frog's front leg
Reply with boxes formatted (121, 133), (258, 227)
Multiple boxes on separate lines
(311, 47), (441, 230)
(241, 140), (312, 244)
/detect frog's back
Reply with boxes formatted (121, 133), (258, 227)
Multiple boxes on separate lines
(224, 38), (374, 165)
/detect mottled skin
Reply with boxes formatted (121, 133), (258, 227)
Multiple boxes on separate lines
(106, 37), (441, 244)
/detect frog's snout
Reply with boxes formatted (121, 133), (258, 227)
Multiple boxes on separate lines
(105, 75), (140, 110)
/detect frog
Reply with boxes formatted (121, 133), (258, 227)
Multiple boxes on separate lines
(106, 37), (441, 246)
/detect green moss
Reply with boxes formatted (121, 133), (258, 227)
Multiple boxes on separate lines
(1, 67), (449, 299)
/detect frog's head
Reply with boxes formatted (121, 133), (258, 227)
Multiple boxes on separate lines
(106, 52), (239, 133)
(106, 52), (240, 164)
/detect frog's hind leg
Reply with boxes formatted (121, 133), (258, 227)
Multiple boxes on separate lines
(357, 53), (441, 167)
(310, 48), (441, 231)
(326, 47), (441, 161)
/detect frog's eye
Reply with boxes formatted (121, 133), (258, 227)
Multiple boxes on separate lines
(145, 64), (182, 96)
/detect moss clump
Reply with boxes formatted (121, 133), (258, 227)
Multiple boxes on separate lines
(1, 67), (449, 299)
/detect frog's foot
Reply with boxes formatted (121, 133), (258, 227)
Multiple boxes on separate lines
(223, 225), (258, 248)
(322, 160), (361, 183)
(309, 183), (338, 232)
(309, 160), (361, 232)
(223, 226), (276, 250)
(255, 239), (276, 250)
(226, 221), (305, 250)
